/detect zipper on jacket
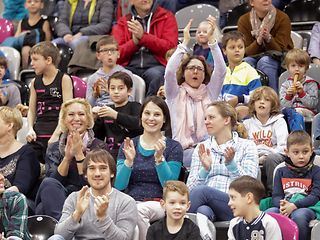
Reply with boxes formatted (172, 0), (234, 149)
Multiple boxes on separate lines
(140, 48), (144, 68)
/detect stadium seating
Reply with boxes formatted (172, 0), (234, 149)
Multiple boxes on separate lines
(284, 0), (320, 31)
(27, 215), (58, 239)
(267, 212), (299, 240)
(175, 3), (220, 37)
(186, 213), (217, 240)
(0, 46), (21, 80)
(222, 3), (250, 33)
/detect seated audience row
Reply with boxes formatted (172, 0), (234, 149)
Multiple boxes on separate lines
(1, 96), (319, 240)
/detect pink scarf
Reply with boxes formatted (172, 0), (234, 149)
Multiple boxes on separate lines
(175, 82), (210, 149)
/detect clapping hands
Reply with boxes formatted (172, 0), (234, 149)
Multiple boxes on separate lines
(123, 137), (136, 167)
(198, 143), (212, 171)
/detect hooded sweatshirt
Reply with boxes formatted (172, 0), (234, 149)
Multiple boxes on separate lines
(243, 114), (288, 155)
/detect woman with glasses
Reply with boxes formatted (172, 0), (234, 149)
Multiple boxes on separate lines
(164, 16), (226, 167)
(52, 0), (113, 50)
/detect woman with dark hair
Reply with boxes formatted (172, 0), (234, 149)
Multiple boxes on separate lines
(114, 96), (183, 240)
(187, 101), (259, 239)
(35, 98), (109, 220)
(164, 17), (226, 167)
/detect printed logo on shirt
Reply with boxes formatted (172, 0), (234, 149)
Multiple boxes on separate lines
(282, 178), (312, 198)
(251, 230), (264, 240)
(50, 87), (62, 98)
(252, 130), (273, 147)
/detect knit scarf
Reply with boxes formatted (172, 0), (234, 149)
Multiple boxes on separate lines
(69, 0), (96, 28)
(284, 153), (316, 177)
(250, 5), (276, 39)
(175, 82), (210, 149)
(58, 129), (95, 156)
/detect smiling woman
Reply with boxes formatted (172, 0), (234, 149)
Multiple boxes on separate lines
(114, 96), (183, 240)
(35, 98), (110, 220)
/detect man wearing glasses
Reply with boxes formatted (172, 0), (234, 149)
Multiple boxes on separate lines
(86, 35), (134, 107)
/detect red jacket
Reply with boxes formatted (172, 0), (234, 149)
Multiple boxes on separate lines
(112, 6), (178, 66)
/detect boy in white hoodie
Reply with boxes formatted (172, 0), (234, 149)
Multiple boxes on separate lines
(243, 86), (289, 195)
(86, 35), (134, 107)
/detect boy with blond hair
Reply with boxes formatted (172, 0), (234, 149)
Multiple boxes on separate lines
(228, 176), (281, 240)
(280, 48), (319, 117)
(146, 181), (201, 240)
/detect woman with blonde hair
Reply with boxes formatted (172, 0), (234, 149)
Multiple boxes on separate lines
(187, 101), (259, 239)
(0, 106), (40, 200)
(35, 98), (109, 220)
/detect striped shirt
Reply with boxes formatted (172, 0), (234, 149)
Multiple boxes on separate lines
(187, 132), (259, 193)
(219, 62), (261, 104)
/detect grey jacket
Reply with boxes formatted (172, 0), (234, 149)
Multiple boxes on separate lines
(55, 0), (113, 37)
(280, 75), (319, 113)
(54, 188), (137, 240)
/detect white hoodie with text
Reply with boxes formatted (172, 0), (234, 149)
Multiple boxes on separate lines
(243, 114), (288, 156)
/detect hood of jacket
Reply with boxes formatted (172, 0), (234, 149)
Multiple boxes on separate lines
(251, 114), (285, 127)
(130, 0), (159, 18)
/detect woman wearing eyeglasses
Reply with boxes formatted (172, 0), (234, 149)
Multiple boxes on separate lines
(164, 16), (226, 167)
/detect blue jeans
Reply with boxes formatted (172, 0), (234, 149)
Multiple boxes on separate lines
(126, 65), (165, 96)
(52, 36), (89, 50)
(244, 55), (281, 92)
(35, 177), (68, 220)
(266, 207), (316, 240)
(188, 185), (233, 222)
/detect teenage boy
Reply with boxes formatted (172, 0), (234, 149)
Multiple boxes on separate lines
(0, 57), (21, 107)
(86, 35), (134, 107)
(51, 149), (137, 240)
(220, 31), (262, 119)
(0, 173), (31, 240)
(146, 180), (201, 240)
(268, 130), (320, 240)
(228, 175), (281, 240)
